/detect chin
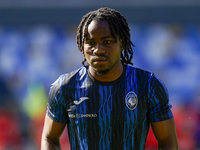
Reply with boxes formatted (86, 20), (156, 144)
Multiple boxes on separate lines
(95, 68), (110, 75)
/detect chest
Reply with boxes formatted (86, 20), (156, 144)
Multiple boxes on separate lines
(66, 82), (149, 126)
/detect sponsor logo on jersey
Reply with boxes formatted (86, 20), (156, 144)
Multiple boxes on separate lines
(125, 91), (138, 110)
(76, 114), (81, 118)
(74, 97), (89, 105)
(69, 114), (97, 118)
(68, 97), (97, 118)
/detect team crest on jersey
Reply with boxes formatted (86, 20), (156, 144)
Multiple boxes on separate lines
(125, 91), (138, 110)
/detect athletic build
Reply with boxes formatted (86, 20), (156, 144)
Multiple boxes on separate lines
(41, 7), (178, 150)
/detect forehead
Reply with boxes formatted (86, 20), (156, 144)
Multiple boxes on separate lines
(88, 20), (109, 30)
(86, 20), (112, 38)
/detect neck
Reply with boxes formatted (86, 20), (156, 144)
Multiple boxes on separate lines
(89, 63), (124, 82)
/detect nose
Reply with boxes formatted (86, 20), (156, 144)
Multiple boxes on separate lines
(93, 43), (105, 54)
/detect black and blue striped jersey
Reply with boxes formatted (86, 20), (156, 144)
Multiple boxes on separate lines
(47, 64), (173, 150)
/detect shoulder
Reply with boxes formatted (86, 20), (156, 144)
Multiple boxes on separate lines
(125, 64), (153, 80)
(49, 66), (87, 95)
(124, 65), (167, 89)
(59, 66), (87, 85)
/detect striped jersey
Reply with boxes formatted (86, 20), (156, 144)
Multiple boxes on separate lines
(47, 64), (173, 150)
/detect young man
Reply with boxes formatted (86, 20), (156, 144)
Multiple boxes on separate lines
(41, 7), (178, 150)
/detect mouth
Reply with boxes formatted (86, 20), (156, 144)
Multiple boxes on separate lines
(92, 57), (107, 64)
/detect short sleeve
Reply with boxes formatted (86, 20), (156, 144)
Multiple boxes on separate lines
(147, 73), (173, 123)
(47, 76), (69, 123)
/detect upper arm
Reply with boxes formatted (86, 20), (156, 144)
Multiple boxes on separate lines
(151, 118), (179, 150)
(41, 114), (66, 147)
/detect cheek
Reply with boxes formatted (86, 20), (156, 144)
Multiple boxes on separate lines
(83, 45), (88, 56)
(84, 44), (90, 53)
(83, 48), (92, 62)
(111, 46), (121, 57)
(84, 44), (94, 54)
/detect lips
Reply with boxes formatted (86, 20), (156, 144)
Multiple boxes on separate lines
(92, 57), (107, 64)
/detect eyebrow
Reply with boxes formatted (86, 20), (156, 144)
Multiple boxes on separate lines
(86, 35), (114, 41)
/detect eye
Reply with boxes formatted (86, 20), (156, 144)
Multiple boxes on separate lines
(86, 41), (95, 46)
(104, 40), (112, 44)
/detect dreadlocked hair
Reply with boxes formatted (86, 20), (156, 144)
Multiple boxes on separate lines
(76, 7), (135, 66)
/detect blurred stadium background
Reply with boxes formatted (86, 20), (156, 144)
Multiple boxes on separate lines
(0, 1), (200, 150)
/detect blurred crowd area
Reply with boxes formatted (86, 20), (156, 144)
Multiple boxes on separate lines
(0, 23), (200, 150)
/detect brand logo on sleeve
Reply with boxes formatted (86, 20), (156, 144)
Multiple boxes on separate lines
(125, 91), (138, 110)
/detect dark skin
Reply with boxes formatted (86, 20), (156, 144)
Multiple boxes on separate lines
(151, 119), (179, 149)
(41, 115), (65, 150)
(84, 20), (124, 82)
(41, 20), (179, 150)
